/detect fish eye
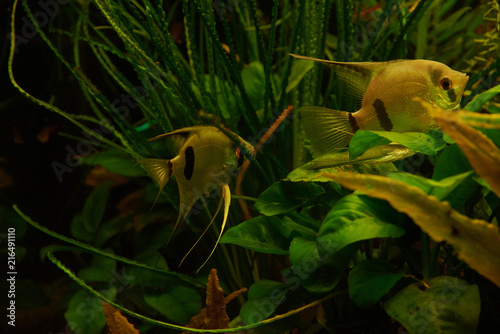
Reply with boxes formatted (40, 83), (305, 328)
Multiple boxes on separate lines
(439, 78), (452, 91)
(236, 148), (243, 158)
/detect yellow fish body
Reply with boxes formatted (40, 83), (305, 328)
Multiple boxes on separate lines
(140, 125), (254, 270)
(291, 54), (469, 156)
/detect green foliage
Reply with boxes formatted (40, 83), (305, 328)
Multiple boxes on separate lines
(382, 276), (481, 334)
(318, 195), (406, 254)
(349, 130), (446, 160)
(348, 259), (404, 309)
(219, 216), (290, 255)
(7, 0), (500, 333)
(143, 286), (202, 325)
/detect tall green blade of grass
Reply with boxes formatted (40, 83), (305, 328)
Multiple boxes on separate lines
(291, 0), (331, 169)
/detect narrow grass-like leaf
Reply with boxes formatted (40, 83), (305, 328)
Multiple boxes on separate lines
(464, 84), (500, 113)
(13, 205), (204, 288)
(46, 251), (341, 332)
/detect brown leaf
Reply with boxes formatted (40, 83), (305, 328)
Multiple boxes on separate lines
(115, 189), (144, 217)
(183, 269), (247, 333)
(429, 108), (500, 197)
(322, 172), (500, 287)
(84, 165), (129, 187)
(0, 168), (15, 188)
(37, 124), (59, 143)
(102, 302), (140, 334)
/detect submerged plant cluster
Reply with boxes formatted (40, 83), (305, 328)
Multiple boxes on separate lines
(3, 0), (500, 333)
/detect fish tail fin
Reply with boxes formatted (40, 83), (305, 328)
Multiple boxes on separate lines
(139, 158), (173, 210)
(298, 106), (356, 156)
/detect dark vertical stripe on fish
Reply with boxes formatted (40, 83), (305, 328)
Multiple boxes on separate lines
(184, 146), (195, 180)
(447, 89), (457, 103)
(348, 113), (359, 132)
(373, 99), (393, 131)
(167, 160), (173, 179)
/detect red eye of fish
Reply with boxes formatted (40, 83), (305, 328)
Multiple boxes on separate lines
(439, 78), (452, 91)
(236, 148), (243, 158)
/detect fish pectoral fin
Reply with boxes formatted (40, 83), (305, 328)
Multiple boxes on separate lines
(298, 106), (355, 156)
(140, 158), (173, 208)
(195, 184), (231, 273)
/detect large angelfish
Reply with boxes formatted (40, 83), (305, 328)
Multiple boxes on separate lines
(140, 125), (254, 271)
(291, 54), (469, 156)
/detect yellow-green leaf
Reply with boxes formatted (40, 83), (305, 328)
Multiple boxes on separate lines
(322, 171), (500, 287)
(430, 108), (500, 197)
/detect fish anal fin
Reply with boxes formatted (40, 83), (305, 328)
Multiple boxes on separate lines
(299, 106), (355, 156)
(140, 158), (173, 208)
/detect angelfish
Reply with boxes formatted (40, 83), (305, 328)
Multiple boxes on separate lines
(291, 54), (469, 156)
(140, 125), (254, 271)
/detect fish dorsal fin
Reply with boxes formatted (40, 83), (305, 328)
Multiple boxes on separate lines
(139, 158), (174, 208)
(290, 54), (383, 107)
(147, 128), (193, 155)
(299, 106), (355, 156)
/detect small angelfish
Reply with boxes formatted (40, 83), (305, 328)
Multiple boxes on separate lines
(140, 125), (254, 271)
(291, 54), (469, 156)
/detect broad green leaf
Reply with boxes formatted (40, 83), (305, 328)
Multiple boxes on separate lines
(240, 280), (291, 324)
(241, 61), (266, 110)
(143, 285), (202, 325)
(433, 144), (472, 180)
(95, 217), (128, 248)
(286, 59), (315, 93)
(388, 171), (473, 200)
(348, 259), (404, 309)
(431, 109), (500, 197)
(349, 131), (390, 160)
(70, 214), (94, 242)
(282, 214), (318, 237)
(65, 288), (116, 334)
(288, 236), (359, 293)
(78, 253), (117, 282)
(464, 84), (500, 113)
(126, 250), (171, 288)
(80, 149), (147, 177)
(382, 276), (480, 334)
(349, 131), (445, 160)
(255, 181), (325, 215)
(322, 172), (500, 287)
(220, 216), (290, 255)
(82, 181), (112, 235)
(318, 195), (405, 255)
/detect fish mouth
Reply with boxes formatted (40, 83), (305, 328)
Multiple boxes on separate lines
(436, 74), (468, 109)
